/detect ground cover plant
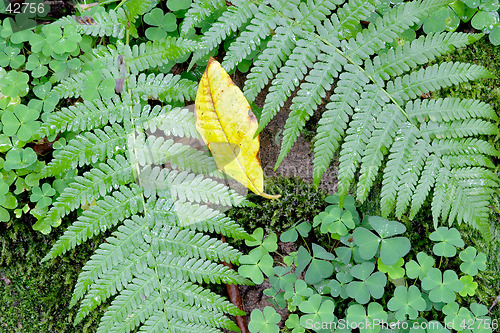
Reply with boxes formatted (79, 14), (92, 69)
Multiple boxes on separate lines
(0, 0), (498, 332)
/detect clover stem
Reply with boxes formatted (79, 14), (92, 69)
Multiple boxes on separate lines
(439, 256), (443, 269)
(301, 235), (311, 253)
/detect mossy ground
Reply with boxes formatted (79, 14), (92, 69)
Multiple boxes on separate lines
(0, 37), (499, 331)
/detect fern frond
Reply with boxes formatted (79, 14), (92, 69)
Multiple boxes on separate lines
(156, 255), (249, 285)
(409, 154), (440, 219)
(190, 1), (257, 66)
(42, 185), (144, 262)
(419, 119), (498, 139)
(387, 62), (493, 105)
(356, 105), (405, 202)
(430, 138), (499, 156)
(365, 33), (483, 86)
(312, 67), (369, 185)
(407, 98), (498, 122)
(34, 155), (134, 232)
(41, 124), (128, 178)
(129, 73), (197, 102)
(142, 107), (200, 139)
(336, 86), (388, 198)
(82, 38), (198, 75)
(222, 4), (281, 72)
(71, 216), (150, 307)
(181, 0), (226, 36)
(137, 166), (247, 206)
(380, 125), (418, 217)
(258, 38), (320, 134)
(343, 0), (452, 62)
(59, 8), (128, 39)
(321, 0), (376, 40)
(35, 96), (135, 139)
(243, 25), (298, 102)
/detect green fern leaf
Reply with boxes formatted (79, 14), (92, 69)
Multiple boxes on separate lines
(124, 0), (159, 23)
(181, 0), (226, 36)
(59, 8), (128, 39)
(129, 73), (197, 102)
(407, 98), (498, 122)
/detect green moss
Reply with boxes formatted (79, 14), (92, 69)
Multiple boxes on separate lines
(0, 216), (105, 332)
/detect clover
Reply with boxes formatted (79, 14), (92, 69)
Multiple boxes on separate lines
(421, 268), (463, 303)
(81, 69), (116, 101)
(53, 25), (81, 54)
(387, 285), (426, 321)
(144, 8), (177, 41)
(248, 306), (281, 333)
(280, 221), (311, 242)
(0, 70), (29, 97)
(283, 279), (313, 307)
(0, 46), (25, 69)
(346, 262), (387, 304)
(31, 82), (58, 112)
(465, 303), (493, 333)
(166, 0), (192, 12)
(285, 314), (305, 333)
(314, 205), (355, 236)
(459, 275), (478, 297)
(25, 53), (50, 78)
(442, 302), (474, 331)
(429, 227), (464, 257)
(353, 216), (411, 265)
(405, 251), (435, 280)
(459, 247), (487, 276)
(246, 227), (278, 252)
(3, 147), (37, 171)
(0, 178), (9, 206)
(238, 247), (274, 284)
(298, 294), (336, 330)
(30, 183), (56, 209)
(1, 104), (40, 141)
(295, 244), (334, 285)
(346, 302), (388, 333)
(377, 257), (405, 279)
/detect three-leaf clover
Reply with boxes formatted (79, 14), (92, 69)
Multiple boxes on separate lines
(285, 314), (305, 333)
(353, 216), (411, 265)
(346, 302), (388, 333)
(1, 104), (40, 141)
(238, 247), (274, 284)
(298, 294), (336, 329)
(249, 307), (281, 333)
(3, 147), (37, 170)
(25, 53), (50, 78)
(0, 46), (25, 69)
(81, 69), (115, 101)
(295, 244), (335, 285)
(283, 279), (313, 307)
(421, 268), (463, 303)
(459, 247), (487, 276)
(346, 262), (387, 304)
(144, 8), (177, 41)
(429, 227), (464, 257)
(280, 221), (311, 242)
(246, 227), (278, 252)
(377, 257), (405, 279)
(0, 70), (29, 97)
(442, 302), (474, 331)
(314, 206), (354, 236)
(459, 275), (478, 297)
(405, 252), (435, 280)
(30, 183), (56, 209)
(387, 285), (426, 321)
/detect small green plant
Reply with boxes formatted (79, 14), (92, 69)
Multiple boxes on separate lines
(241, 195), (494, 333)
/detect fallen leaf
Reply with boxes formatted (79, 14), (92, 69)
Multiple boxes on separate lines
(195, 58), (280, 199)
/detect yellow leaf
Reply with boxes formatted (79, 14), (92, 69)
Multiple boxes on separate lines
(195, 57), (280, 199)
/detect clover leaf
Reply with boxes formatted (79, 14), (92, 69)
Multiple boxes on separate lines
(0, 46), (25, 69)
(387, 285), (426, 321)
(299, 294), (336, 330)
(25, 53), (50, 78)
(246, 227), (278, 252)
(54, 25), (81, 54)
(346, 262), (387, 304)
(0, 70), (29, 97)
(0, 178), (9, 206)
(421, 268), (463, 303)
(280, 221), (311, 242)
(3, 147), (37, 170)
(284, 279), (313, 307)
(30, 183), (55, 209)
(1, 104), (40, 141)
(405, 252), (435, 280)
(459, 247), (487, 276)
(466, 303), (493, 333)
(459, 275), (478, 297)
(430, 227), (464, 257)
(167, 0), (192, 11)
(377, 257), (405, 279)
(238, 247), (274, 284)
(144, 8), (177, 41)
(442, 302), (474, 331)
(285, 314), (305, 333)
(249, 307), (281, 333)
(315, 206), (355, 236)
(346, 302), (388, 333)
(353, 216), (411, 265)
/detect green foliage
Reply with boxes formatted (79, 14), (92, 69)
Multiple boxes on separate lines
(241, 194), (494, 333)
(188, 0), (500, 238)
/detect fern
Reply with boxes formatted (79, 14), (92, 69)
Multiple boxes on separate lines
(189, 0), (500, 237)
(38, 10), (253, 333)
(59, 8), (129, 39)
